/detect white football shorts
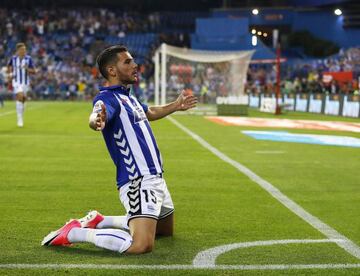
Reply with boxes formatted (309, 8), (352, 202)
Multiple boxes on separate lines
(13, 82), (30, 94)
(119, 174), (174, 223)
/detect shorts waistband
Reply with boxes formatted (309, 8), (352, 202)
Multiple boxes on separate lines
(118, 173), (163, 190)
(143, 173), (163, 180)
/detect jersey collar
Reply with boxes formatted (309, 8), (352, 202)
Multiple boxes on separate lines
(99, 85), (130, 95)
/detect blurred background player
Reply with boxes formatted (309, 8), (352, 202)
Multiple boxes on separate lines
(7, 42), (36, 127)
(42, 45), (197, 254)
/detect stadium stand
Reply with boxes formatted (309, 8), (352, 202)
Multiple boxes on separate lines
(0, 1), (359, 103)
(0, 8), (206, 100)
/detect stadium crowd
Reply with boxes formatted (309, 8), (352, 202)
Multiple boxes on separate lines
(0, 8), (191, 101)
(246, 47), (360, 95)
(0, 7), (359, 103)
(166, 47), (360, 104)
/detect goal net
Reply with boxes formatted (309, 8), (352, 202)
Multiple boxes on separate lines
(153, 44), (254, 113)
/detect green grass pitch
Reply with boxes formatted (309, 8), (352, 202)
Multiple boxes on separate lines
(0, 101), (360, 275)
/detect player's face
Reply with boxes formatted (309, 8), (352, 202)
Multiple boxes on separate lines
(17, 46), (26, 57)
(114, 52), (138, 85)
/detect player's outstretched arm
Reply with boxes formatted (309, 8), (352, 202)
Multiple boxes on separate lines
(89, 104), (107, 131)
(146, 90), (197, 121)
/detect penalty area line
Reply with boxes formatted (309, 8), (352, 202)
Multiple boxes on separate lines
(167, 116), (360, 260)
(1, 263), (360, 270)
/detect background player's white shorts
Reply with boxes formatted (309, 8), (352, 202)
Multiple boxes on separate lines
(119, 174), (174, 223)
(13, 82), (30, 94)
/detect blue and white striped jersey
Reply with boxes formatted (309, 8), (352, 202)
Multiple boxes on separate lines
(93, 85), (163, 188)
(7, 55), (34, 85)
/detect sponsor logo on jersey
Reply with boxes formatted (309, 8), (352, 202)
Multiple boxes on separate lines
(133, 105), (147, 124)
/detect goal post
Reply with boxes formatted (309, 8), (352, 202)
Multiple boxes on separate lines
(153, 43), (254, 114)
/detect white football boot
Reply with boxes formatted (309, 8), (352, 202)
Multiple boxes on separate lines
(78, 210), (104, 228)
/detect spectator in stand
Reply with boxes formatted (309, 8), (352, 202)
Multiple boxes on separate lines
(0, 7), (359, 99)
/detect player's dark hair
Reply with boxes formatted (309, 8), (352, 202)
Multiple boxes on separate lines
(96, 45), (128, 79)
(16, 42), (26, 50)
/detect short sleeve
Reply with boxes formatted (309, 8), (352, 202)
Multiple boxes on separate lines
(92, 96), (116, 122)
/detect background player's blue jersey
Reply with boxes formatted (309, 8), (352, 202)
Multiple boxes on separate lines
(93, 85), (163, 188)
(8, 55), (34, 85)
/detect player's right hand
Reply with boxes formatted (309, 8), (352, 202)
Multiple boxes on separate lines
(97, 104), (107, 130)
(89, 104), (106, 131)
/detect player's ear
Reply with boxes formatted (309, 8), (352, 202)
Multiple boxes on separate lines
(107, 65), (116, 78)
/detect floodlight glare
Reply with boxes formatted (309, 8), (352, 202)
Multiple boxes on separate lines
(252, 35), (257, 46)
(263, 33), (268, 37)
(334, 9), (342, 16)
(257, 31), (262, 35)
(251, 29), (256, 34)
(252, 9), (259, 15)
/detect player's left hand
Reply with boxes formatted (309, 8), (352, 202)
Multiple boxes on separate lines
(176, 90), (197, 111)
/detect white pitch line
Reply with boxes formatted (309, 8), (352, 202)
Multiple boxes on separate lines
(214, 264), (360, 270)
(167, 116), (360, 260)
(1, 263), (360, 270)
(0, 110), (17, 117)
(0, 104), (45, 117)
(193, 239), (344, 267)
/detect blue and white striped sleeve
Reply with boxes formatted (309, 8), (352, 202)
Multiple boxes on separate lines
(93, 96), (116, 122)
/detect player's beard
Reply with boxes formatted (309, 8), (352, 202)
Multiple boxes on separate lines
(117, 70), (137, 85)
(121, 77), (136, 85)
(127, 75), (137, 84)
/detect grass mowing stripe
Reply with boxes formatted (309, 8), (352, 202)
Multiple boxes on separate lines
(1, 263), (360, 270)
(168, 116), (360, 260)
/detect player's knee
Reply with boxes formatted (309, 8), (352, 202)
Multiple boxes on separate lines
(130, 239), (154, 254)
(140, 242), (154, 253)
(138, 238), (154, 253)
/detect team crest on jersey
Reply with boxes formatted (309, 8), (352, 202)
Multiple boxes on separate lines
(93, 100), (104, 113)
(133, 105), (147, 124)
